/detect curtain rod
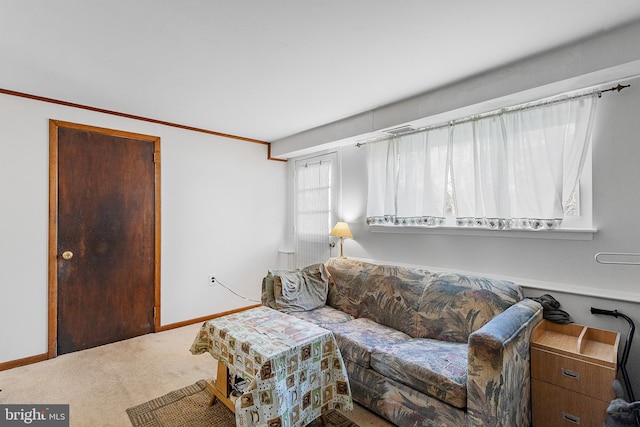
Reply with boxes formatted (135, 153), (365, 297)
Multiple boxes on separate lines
(356, 83), (630, 147)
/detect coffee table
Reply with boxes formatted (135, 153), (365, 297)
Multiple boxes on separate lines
(190, 306), (353, 427)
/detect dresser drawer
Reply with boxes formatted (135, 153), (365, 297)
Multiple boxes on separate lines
(531, 348), (615, 402)
(532, 379), (609, 427)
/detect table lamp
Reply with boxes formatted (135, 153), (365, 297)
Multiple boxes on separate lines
(329, 222), (353, 258)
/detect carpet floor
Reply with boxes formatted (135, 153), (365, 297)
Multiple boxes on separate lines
(0, 323), (389, 426)
(126, 380), (359, 427)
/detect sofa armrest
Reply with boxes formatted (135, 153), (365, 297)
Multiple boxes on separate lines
(467, 298), (543, 427)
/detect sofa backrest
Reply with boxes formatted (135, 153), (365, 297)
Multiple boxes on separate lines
(325, 258), (523, 343)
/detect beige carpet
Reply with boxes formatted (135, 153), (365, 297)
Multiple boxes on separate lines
(0, 323), (215, 426)
(0, 322), (391, 427)
(127, 380), (359, 427)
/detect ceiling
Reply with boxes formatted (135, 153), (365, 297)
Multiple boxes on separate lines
(2, 1), (640, 143)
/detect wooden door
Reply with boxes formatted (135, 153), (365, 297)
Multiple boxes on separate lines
(48, 120), (160, 356)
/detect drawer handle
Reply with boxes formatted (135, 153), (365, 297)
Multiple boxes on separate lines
(562, 412), (581, 424)
(561, 368), (580, 380)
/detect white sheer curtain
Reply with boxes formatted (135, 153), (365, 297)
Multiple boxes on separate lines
(295, 158), (333, 268)
(367, 128), (450, 226)
(366, 94), (598, 230)
(366, 137), (397, 223)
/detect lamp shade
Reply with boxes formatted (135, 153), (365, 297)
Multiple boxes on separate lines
(329, 222), (353, 239)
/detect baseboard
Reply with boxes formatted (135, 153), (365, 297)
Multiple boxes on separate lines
(157, 304), (261, 332)
(0, 353), (48, 372)
(0, 304), (262, 371)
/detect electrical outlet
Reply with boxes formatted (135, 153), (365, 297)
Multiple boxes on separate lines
(209, 276), (217, 286)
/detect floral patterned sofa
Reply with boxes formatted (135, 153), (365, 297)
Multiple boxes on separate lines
(262, 258), (543, 427)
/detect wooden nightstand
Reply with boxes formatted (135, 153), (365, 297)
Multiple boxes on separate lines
(530, 320), (620, 427)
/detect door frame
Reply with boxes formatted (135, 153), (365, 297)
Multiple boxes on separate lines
(47, 119), (162, 358)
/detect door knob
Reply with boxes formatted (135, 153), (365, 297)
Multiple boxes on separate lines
(61, 251), (74, 260)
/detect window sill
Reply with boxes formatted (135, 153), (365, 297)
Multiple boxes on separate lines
(368, 225), (597, 240)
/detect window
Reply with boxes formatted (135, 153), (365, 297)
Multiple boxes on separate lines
(294, 153), (338, 268)
(366, 93), (598, 231)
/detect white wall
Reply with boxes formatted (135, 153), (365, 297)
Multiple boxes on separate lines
(0, 93), (287, 363)
(275, 22), (640, 394)
(323, 74), (640, 395)
(337, 73), (640, 297)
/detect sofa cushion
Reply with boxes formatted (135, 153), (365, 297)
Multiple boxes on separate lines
(325, 258), (373, 319)
(370, 338), (468, 409)
(416, 272), (523, 342)
(355, 263), (437, 337)
(287, 305), (354, 328)
(327, 318), (411, 368)
(273, 263), (329, 312)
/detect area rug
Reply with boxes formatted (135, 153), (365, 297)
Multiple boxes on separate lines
(126, 380), (359, 427)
